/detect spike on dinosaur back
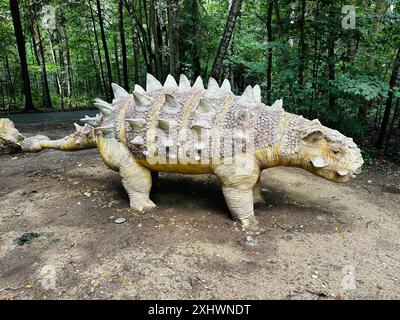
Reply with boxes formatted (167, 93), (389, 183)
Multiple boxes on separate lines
(134, 84), (146, 94)
(80, 115), (100, 127)
(241, 86), (255, 102)
(253, 85), (261, 103)
(221, 79), (232, 93)
(164, 94), (181, 114)
(164, 74), (178, 89)
(179, 74), (191, 91)
(146, 73), (163, 92)
(111, 83), (129, 100)
(94, 98), (114, 116)
(193, 76), (204, 90)
(126, 118), (146, 132)
(158, 119), (177, 131)
(133, 92), (153, 111)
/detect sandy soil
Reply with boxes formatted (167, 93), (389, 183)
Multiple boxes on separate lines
(0, 123), (399, 300)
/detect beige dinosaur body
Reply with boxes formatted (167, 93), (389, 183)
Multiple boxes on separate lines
(21, 74), (364, 228)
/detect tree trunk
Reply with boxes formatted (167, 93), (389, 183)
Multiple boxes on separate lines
(298, 0), (306, 89)
(126, 2), (142, 84)
(266, 0), (273, 104)
(149, 0), (162, 79)
(96, 0), (113, 98)
(167, 0), (180, 78)
(30, 2), (52, 109)
(119, 0), (129, 90)
(190, 0), (201, 78)
(89, 0), (107, 98)
(377, 47), (400, 149)
(10, 0), (34, 112)
(48, 31), (63, 98)
(385, 97), (399, 152)
(85, 19), (102, 96)
(114, 35), (121, 84)
(210, 0), (243, 80)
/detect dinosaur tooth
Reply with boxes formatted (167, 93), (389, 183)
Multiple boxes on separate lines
(193, 76), (204, 90)
(158, 119), (177, 131)
(164, 74), (178, 89)
(111, 83), (130, 99)
(131, 136), (145, 146)
(164, 94), (181, 114)
(337, 169), (349, 176)
(179, 74), (191, 90)
(146, 73), (163, 92)
(197, 98), (214, 114)
(221, 79), (232, 93)
(133, 92), (153, 111)
(94, 98), (114, 116)
(126, 118), (146, 132)
(253, 85), (261, 103)
(311, 157), (328, 168)
(241, 85), (255, 102)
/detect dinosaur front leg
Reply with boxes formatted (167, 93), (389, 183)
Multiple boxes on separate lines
(215, 156), (260, 228)
(120, 158), (156, 212)
(96, 134), (155, 212)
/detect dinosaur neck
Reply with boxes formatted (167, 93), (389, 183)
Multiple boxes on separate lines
(254, 112), (306, 170)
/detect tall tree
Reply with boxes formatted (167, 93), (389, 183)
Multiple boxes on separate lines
(88, 0), (107, 97)
(298, 0), (306, 89)
(149, 0), (162, 79)
(119, 0), (129, 90)
(10, 0), (34, 112)
(376, 47), (400, 149)
(210, 0), (243, 80)
(96, 0), (113, 98)
(266, 0), (273, 104)
(167, 0), (180, 79)
(29, 0), (52, 109)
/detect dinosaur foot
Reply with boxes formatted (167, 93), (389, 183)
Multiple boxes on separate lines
(130, 198), (156, 213)
(238, 216), (265, 234)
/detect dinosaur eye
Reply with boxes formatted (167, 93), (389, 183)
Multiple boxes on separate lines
(331, 147), (343, 155)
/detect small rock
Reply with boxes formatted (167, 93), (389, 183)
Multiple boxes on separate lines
(114, 218), (126, 224)
(84, 192), (91, 197)
(245, 236), (257, 247)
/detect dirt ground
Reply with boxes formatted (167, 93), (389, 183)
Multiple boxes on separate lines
(0, 123), (399, 300)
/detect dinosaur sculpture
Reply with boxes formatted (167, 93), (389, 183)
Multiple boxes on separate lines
(21, 74), (364, 228)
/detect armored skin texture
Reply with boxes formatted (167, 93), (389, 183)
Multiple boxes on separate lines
(21, 74), (364, 228)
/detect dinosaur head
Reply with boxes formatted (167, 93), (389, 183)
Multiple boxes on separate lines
(290, 118), (364, 182)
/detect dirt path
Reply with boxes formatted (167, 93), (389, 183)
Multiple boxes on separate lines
(0, 123), (399, 299)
